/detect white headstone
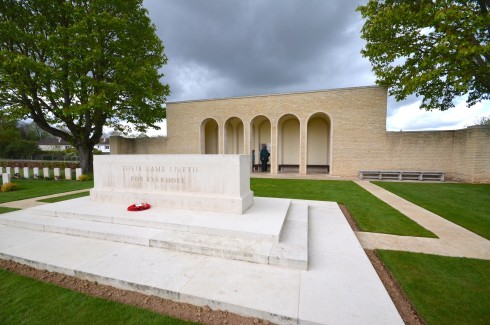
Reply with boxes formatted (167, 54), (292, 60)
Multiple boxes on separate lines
(65, 168), (72, 180)
(0, 167), (3, 174)
(23, 167), (30, 179)
(43, 167), (50, 179)
(2, 173), (11, 185)
(54, 168), (61, 180)
(91, 154), (254, 214)
(14, 167), (20, 176)
(76, 168), (83, 180)
(33, 167), (40, 178)
(6, 167), (11, 175)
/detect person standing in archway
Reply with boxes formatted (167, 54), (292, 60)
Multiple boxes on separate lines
(260, 144), (270, 172)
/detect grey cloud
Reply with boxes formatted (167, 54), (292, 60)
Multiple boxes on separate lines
(144, 0), (371, 100)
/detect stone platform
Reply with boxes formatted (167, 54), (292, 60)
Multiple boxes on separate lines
(0, 198), (403, 324)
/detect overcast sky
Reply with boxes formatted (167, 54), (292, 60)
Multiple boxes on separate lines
(142, 0), (490, 135)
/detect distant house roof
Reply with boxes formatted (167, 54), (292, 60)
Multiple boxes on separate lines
(37, 137), (71, 146)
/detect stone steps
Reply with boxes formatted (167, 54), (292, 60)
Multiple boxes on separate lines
(0, 198), (308, 270)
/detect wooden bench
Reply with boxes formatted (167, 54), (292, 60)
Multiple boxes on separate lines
(359, 170), (445, 182)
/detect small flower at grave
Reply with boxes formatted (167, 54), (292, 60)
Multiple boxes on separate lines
(127, 202), (151, 211)
(1, 182), (19, 192)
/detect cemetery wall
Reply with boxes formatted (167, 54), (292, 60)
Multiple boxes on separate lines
(110, 86), (490, 183)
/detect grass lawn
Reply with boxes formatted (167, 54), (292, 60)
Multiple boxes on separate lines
(38, 191), (90, 203)
(0, 179), (93, 204)
(0, 269), (193, 325)
(0, 207), (20, 214)
(373, 182), (490, 240)
(251, 178), (436, 237)
(377, 250), (490, 325)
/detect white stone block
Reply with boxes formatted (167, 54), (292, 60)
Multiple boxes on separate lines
(91, 154), (254, 214)
(23, 167), (30, 179)
(65, 168), (72, 180)
(76, 168), (83, 180)
(43, 167), (50, 179)
(0, 167), (3, 174)
(54, 168), (61, 180)
(14, 167), (20, 176)
(2, 173), (11, 185)
(33, 167), (40, 178)
(6, 167), (11, 175)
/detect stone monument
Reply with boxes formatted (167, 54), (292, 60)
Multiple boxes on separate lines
(91, 154), (254, 214)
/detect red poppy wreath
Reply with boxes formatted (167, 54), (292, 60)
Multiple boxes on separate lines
(127, 203), (151, 211)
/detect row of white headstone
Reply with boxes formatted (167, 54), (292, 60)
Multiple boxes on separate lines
(1, 167), (83, 185)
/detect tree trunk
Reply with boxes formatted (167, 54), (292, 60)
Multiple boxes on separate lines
(78, 145), (94, 173)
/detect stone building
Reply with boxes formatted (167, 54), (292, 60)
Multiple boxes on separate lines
(111, 86), (490, 183)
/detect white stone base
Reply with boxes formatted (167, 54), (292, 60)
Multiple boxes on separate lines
(92, 154), (254, 214)
(1, 196), (307, 269)
(90, 188), (254, 215)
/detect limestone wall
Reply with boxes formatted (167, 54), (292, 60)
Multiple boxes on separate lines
(109, 86), (490, 183)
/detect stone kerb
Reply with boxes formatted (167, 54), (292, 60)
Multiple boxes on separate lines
(90, 154), (254, 214)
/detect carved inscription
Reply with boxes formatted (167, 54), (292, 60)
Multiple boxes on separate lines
(122, 165), (199, 186)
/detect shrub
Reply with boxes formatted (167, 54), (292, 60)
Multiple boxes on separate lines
(77, 174), (89, 181)
(1, 182), (19, 192)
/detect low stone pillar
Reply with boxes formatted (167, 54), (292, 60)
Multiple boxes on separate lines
(43, 167), (50, 179)
(2, 173), (11, 185)
(75, 168), (83, 180)
(33, 167), (40, 178)
(54, 168), (61, 180)
(65, 168), (72, 180)
(23, 167), (30, 179)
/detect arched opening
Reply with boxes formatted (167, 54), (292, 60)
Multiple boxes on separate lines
(278, 114), (300, 173)
(201, 118), (219, 154)
(307, 113), (331, 174)
(225, 117), (244, 154)
(250, 116), (271, 172)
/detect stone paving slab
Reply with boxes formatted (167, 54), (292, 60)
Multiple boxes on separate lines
(0, 198), (308, 269)
(29, 196), (290, 242)
(0, 199), (403, 325)
(354, 181), (490, 260)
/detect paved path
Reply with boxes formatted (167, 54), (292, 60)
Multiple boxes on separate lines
(354, 180), (490, 260)
(0, 189), (89, 209)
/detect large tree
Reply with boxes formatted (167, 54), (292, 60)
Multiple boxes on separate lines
(0, 0), (170, 171)
(357, 0), (489, 111)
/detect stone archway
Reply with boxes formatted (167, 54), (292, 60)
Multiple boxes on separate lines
(250, 116), (271, 172)
(278, 114), (300, 173)
(225, 117), (244, 154)
(201, 118), (219, 154)
(307, 113), (331, 174)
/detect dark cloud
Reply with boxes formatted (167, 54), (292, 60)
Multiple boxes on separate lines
(143, 0), (374, 101)
(142, 1), (489, 131)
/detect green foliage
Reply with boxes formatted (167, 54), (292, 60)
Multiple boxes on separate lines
(77, 174), (90, 181)
(3, 139), (40, 159)
(357, 1), (490, 111)
(250, 178), (436, 237)
(0, 269), (193, 325)
(373, 182), (490, 240)
(1, 182), (19, 192)
(0, 0), (170, 172)
(378, 251), (490, 324)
